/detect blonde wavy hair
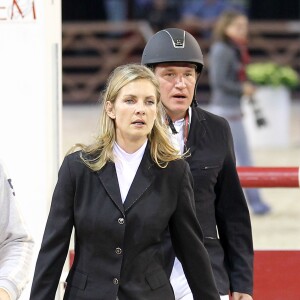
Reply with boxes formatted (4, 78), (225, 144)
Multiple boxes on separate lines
(69, 64), (182, 171)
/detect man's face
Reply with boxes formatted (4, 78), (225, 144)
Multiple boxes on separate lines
(154, 63), (197, 121)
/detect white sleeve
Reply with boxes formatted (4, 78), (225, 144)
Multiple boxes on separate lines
(0, 161), (34, 300)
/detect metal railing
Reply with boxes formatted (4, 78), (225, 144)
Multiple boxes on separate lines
(62, 20), (300, 103)
(237, 166), (300, 188)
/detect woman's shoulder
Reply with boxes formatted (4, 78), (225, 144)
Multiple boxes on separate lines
(211, 40), (234, 55)
(61, 150), (87, 171)
(58, 151), (98, 181)
(212, 40), (230, 48)
(64, 150), (81, 162)
(165, 158), (189, 176)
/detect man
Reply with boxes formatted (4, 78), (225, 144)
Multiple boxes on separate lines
(0, 160), (34, 300)
(142, 28), (253, 300)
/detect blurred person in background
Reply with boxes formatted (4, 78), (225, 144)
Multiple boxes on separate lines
(132, 0), (180, 31)
(104, 0), (127, 22)
(180, 0), (248, 37)
(147, 0), (180, 31)
(29, 64), (219, 300)
(0, 160), (34, 300)
(182, 0), (230, 24)
(207, 10), (271, 215)
(142, 28), (253, 300)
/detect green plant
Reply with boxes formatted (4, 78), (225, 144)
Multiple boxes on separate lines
(246, 62), (300, 88)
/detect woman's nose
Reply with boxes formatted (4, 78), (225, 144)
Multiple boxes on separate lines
(135, 103), (146, 115)
(136, 110), (145, 115)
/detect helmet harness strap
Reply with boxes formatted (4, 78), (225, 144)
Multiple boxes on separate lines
(165, 110), (190, 146)
(192, 73), (201, 107)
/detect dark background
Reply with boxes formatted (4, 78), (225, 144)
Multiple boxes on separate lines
(62, 0), (300, 21)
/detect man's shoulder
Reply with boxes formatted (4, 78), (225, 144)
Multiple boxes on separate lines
(192, 106), (229, 129)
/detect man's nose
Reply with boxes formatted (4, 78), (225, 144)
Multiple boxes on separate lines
(175, 75), (187, 88)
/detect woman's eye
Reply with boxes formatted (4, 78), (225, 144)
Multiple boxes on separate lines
(146, 100), (155, 105)
(125, 99), (134, 104)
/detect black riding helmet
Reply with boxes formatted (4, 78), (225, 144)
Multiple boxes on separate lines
(142, 28), (204, 73)
(141, 28), (204, 106)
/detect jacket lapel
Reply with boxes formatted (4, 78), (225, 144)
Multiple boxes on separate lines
(186, 107), (206, 150)
(123, 147), (154, 212)
(97, 161), (125, 216)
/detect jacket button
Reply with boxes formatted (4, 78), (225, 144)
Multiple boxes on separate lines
(115, 247), (122, 255)
(113, 278), (119, 285)
(118, 218), (124, 225)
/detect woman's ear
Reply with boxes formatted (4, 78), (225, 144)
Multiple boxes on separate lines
(105, 101), (115, 119)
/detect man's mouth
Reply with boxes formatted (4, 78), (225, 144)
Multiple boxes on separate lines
(173, 94), (186, 99)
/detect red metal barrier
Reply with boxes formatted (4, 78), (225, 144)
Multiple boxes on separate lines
(253, 250), (300, 299)
(237, 166), (300, 188)
(237, 167), (300, 298)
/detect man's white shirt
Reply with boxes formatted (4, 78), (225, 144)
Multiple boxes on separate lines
(168, 108), (193, 299)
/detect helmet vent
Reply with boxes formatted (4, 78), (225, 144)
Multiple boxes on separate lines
(163, 30), (185, 49)
(174, 39), (184, 48)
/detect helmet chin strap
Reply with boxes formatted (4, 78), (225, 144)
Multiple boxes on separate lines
(166, 114), (178, 134)
(191, 73), (201, 107)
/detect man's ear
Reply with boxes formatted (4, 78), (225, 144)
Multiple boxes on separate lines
(105, 101), (115, 119)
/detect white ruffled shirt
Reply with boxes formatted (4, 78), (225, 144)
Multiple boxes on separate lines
(113, 141), (147, 203)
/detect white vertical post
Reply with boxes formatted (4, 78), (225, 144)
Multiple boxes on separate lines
(0, 0), (62, 298)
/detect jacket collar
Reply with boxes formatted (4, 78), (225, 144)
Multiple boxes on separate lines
(187, 107), (206, 147)
(97, 160), (125, 216)
(97, 143), (155, 215)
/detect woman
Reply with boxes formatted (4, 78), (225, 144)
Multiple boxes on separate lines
(29, 64), (219, 300)
(208, 11), (271, 215)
